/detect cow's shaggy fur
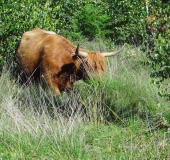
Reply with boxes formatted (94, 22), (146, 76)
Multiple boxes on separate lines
(17, 28), (106, 94)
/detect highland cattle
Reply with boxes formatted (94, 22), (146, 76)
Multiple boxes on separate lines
(17, 28), (125, 94)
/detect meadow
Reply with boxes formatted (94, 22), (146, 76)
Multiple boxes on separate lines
(0, 41), (169, 160)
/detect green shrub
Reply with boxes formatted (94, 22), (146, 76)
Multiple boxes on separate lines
(105, 0), (147, 44)
(73, 4), (112, 40)
(147, 35), (170, 99)
(145, 0), (170, 100)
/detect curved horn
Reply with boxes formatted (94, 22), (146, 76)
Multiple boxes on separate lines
(102, 43), (126, 57)
(75, 44), (88, 57)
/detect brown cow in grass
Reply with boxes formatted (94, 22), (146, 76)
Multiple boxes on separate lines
(17, 28), (125, 94)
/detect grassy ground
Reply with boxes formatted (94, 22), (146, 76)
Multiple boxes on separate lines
(0, 42), (170, 159)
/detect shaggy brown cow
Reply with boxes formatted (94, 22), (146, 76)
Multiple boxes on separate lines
(17, 28), (125, 94)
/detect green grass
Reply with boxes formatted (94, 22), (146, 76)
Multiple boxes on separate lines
(0, 43), (170, 159)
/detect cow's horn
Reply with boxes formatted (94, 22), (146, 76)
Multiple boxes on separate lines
(79, 51), (88, 57)
(75, 44), (88, 57)
(102, 43), (126, 57)
(75, 44), (79, 55)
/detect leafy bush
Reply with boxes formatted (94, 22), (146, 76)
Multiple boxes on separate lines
(73, 4), (112, 40)
(145, 0), (170, 99)
(104, 0), (147, 44)
(147, 35), (170, 99)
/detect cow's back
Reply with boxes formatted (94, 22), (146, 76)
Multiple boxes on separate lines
(17, 28), (56, 75)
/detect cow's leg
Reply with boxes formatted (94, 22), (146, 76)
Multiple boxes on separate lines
(42, 73), (61, 94)
(51, 83), (61, 94)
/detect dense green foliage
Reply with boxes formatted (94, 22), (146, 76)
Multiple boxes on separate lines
(145, 0), (170, 99)
(148, 34), (170, 99)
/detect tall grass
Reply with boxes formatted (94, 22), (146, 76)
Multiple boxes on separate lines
(0, 43), (170, 159)
(0, 69), (86, 159)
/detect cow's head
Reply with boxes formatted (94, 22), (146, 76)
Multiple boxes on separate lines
(72, 43), (126, 80)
